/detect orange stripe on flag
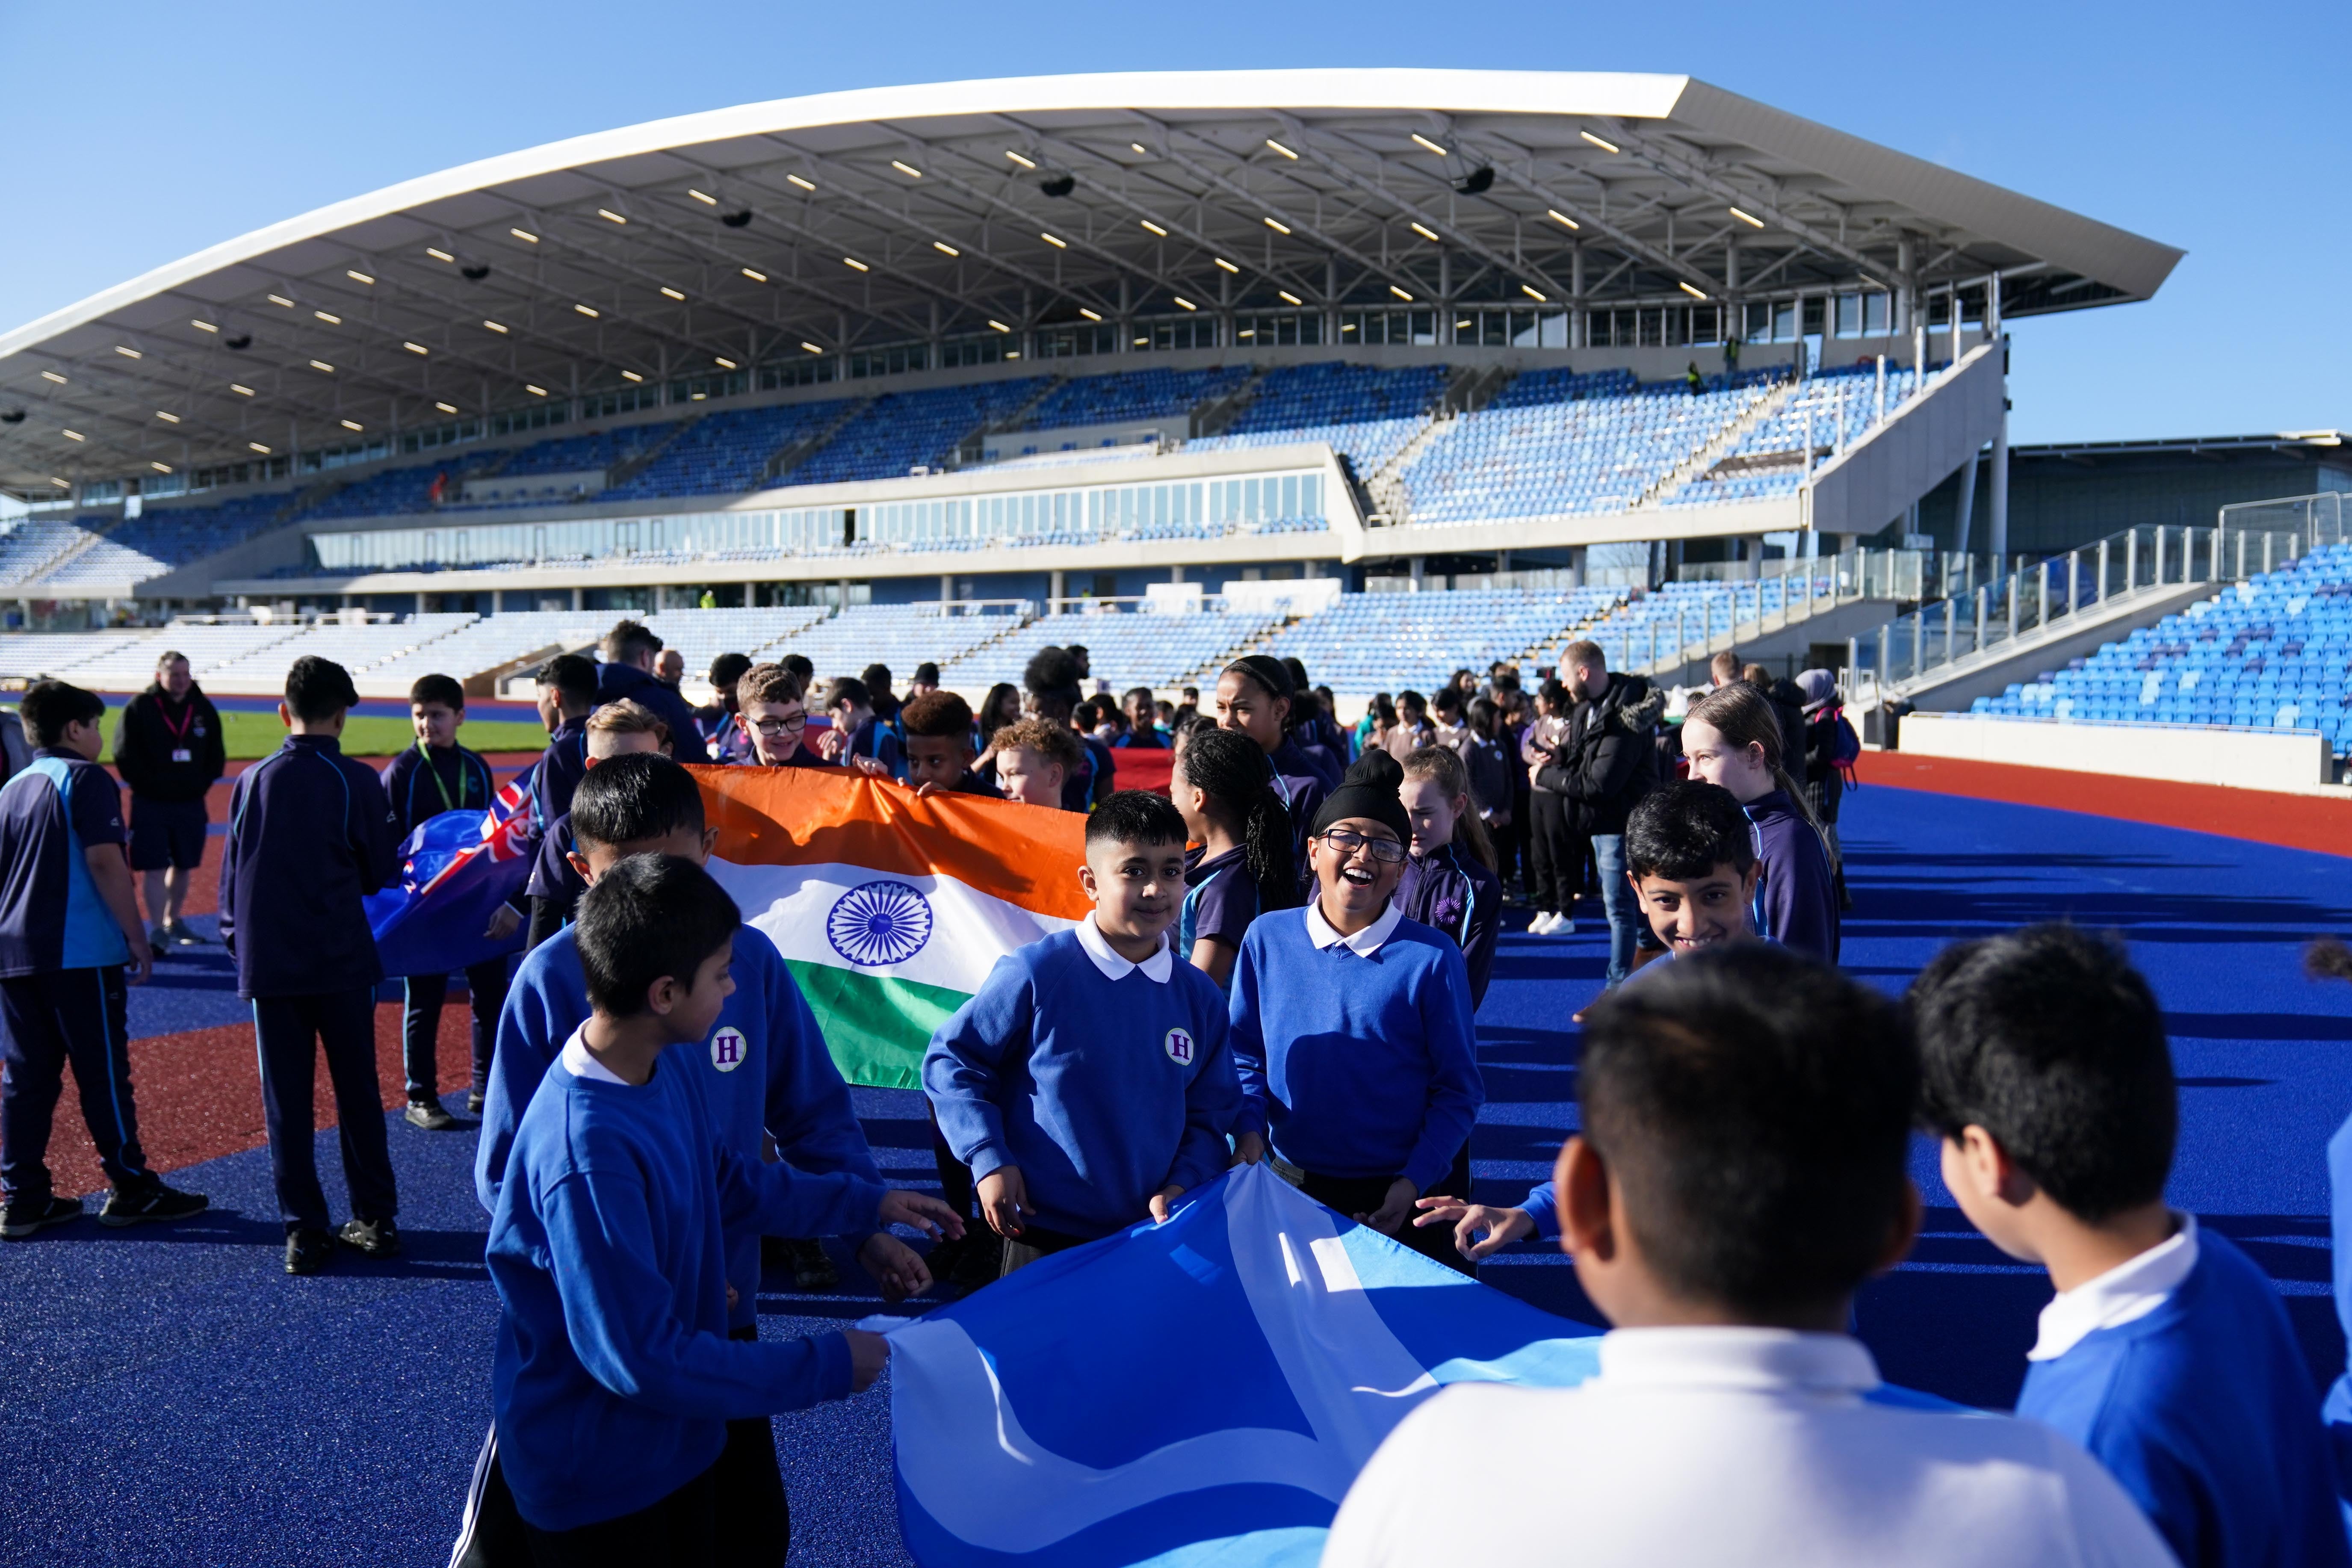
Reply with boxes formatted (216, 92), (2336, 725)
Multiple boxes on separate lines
(691, 765), (1092, 920)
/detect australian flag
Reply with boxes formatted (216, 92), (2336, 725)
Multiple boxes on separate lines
(364, 764), (536, 977)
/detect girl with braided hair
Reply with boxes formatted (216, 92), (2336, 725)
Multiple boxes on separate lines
(1169, 724), (1300, 989)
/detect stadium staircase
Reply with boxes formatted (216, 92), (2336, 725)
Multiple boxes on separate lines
(11, 516), (121, 587)
(763, 400), (869, 486)
(1365, 366), (1514, 526)
(1635, 373), (1799, 509)
(609, 417), (700, 490)
(948, 379), (1069, 468)
(1189, 369), (1267, 439)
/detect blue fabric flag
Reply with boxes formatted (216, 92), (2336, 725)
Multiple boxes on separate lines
(364, 764), (535, 977)
(883, 1163), (1605, 1568)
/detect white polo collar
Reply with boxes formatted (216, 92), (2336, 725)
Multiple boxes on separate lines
(1304, 897), (1404, 956)
(559, 1025), (632, 1087)
(1597, 1327), (1881, 1396)
(1074, 915), (1174, 983)
(2028, 1211), (2198, 1361)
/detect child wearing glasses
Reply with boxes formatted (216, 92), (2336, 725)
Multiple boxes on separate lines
(734, 664), (834, 770)
(1228, 750), (1485, 1275)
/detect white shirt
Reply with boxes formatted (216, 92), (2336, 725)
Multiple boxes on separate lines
(1303, 897), (1403, 957)
(1321, 1327), (2177, 1568)
(558, 1025), (630, 1087)
(1073, 915), (1173, 983)
(2029, 1211), (2199, 1362)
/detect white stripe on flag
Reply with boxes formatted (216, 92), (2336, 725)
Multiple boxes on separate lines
(707, 858), (1077, 997)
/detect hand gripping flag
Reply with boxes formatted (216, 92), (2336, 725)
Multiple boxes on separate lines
(364, 764), (535, 978)
(881, 1164), (1606, 1568)
(693, 765), (1086, 1090)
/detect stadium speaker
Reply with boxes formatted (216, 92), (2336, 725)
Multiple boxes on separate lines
(461, 265), (490, 281)
(1039, 174), (1076, 198)
(1456, 165), (1495, 195)
(225, 334), (252, 350)
(721, 210), (753, 228)
(0, 409), (23, 424)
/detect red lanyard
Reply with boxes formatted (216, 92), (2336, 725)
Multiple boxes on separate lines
(157, 698), (195, 745)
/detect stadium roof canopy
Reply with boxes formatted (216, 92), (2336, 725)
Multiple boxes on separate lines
(0, 68), (2182, 498)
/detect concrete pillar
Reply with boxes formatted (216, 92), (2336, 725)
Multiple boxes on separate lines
(1437, 249), (1452, 345)
(1409, 556), (1427, 591)
(1570, 246), (1586, 351)
(1170, 564), (1185, 583)
(1049, 568), (1065, 607)
(1953, 452), (1980, 557)
(940, 573), (953, 605)
(1987, 274), (2009, 564)
(571, 585), (584, 611)
(415, 590), (428, 616)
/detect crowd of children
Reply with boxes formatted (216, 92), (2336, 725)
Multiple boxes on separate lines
(5, 607), (2349, 1568)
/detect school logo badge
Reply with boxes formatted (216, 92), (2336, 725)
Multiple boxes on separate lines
(826, 880), (934, 967)
(709, 1026), (748, 1073)
(1163, 1027), (1195, 1066)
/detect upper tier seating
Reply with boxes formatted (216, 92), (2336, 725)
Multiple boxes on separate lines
(784, 381), (1052, 487)
(0, 515), (116, 587)
(1970, 543), (2352, 751)
(494, 423), (679, 477)
(603, 403), (857, 502)
(1018, 366), (1252, 434)
(1187, 362), (1446, 476)
(1662, 362), (1926, 508)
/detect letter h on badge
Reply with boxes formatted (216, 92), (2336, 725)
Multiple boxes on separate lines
(1163, 1028), (1194, 1066)
(710, 1026), (748, 1072)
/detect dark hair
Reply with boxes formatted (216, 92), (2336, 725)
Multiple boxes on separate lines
(409, 674), (465, 712)
(1084, 789), (1187, 851)
(1281, 656), (1312, 695)
(1023, 646), (1081, 698)
(20, 679), (103, 748)
(538, 653), (598, 708)
(1177, 726), (1300, 912)
(901, 690), (974, 741)
(574, 854), (740, 1018)
(860, 662), (892, 692)
(1221, 654), (1294, 712)
(1537, 679), (1570, 711)
(1580, 944), (1918, 1317)
(1625, 781), (1756, 882)
(1910, 924), (2176, 1222)
(1430, 686), (1463, 718)
(285, 656), (359, 722)
(827, 675), (870, 712)
(1122, 685), (1154, 710)
(913, 661), (940, 685)
(1371, 693), (1398, 729)
(569, 752), (706, 851)
(779, 652), (814, 687)
(1398, 689), (1427, 718)
(708, 652), (754, 694)
(979, 682), (1022, 733)
(1468, 696), (1501, 739)
(600, 619), (662, 663)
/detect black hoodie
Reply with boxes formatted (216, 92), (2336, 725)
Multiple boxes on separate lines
(113, 682), (228, 803)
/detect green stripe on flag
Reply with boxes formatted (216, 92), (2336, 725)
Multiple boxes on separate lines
(782, 959), (970, 1090)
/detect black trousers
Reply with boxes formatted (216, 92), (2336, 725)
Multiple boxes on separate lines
(927, 1103), (974, 1220)
(1300, 1142), (1477, 1278)
(520, 1459), (717, 1568)
(1527, 791), (1572, 913)
(402, 960), (510, 1101)
(0, 966), (154, 1202)
(252, 987), (396, 1235)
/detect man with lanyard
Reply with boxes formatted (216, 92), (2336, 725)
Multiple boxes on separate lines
(110, 650), (226, 949)
(380, 675), (522, 1128)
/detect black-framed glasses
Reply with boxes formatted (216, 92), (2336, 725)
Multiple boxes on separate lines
(751, 713), (808, 737)
(1318, 827), (1406, 864)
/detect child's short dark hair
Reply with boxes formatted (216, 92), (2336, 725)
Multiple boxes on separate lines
(827, 676), (870, 712)
(912, 661), (940, 685)
(860, 662), (892, 691)
(1626, 781), (1756, 881)
(778, 652), (814, 686)
(538, 653), (598, 708)
(574, 854), (740, 1017)
(570, 753), (706, 851)
(707, 652), (753, 693)
(900, 691), (973, 741)
(1084, 790), (1186, 851)
(1579, 944), (1917, 1318)
(1910, 924), (2175, 1222)
(600, 619), (662, 664)
(286, 656), (359, 722)
(19, 680), (103, 748)
(409, 674), (465, 712)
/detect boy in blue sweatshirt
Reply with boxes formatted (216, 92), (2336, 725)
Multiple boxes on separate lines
(483, 853), (955, 1558)
(521, 699), (668, 952)
(1229, 750), (1484, 1274)
(529, 653), (596, 833)
(220, 656), (402, 1276)
(1415, 779), (1762, 1262)
(926, 791), (1240, 1276)
(463, 753), (947, 1568)
(0, 681), (206, 1237)
(381, 673), (518, 1130)
(1913, 924), (2348, 1568)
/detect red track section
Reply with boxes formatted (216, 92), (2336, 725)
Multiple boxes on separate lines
(1854, 750), (2352, 857)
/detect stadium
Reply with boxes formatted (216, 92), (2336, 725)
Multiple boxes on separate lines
(6, 66), (2352, 1568)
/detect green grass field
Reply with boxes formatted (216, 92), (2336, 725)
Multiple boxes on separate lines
(93, 706), (549, 763)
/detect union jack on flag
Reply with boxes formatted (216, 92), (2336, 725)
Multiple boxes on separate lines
(366, 762), (538, 976)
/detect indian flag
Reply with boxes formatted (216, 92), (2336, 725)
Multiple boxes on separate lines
(692, 765), (1088, 1089)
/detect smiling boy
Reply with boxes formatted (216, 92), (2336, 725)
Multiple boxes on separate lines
(924, 791), (1239, 1276)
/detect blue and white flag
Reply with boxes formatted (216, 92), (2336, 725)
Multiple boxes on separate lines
(364, 764), (535, 977)
(884, 1163), (1605, 1568)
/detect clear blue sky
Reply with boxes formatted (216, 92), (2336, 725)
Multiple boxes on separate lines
(1, 0), (2343, 446)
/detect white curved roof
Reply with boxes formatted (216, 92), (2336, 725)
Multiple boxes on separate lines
(0, 68), (2181, 494)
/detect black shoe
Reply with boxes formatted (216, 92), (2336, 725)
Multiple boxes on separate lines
(404, 1098), (457, 1131)
(98, 1183), (208, 1227)
(465, 1090), (485, 1116)
(337, 1217), (401, 1257)
(285, 1228), (335, 1274)
(0, 1194), (83, 1239)
(786, 1237), (838, 1291)
(949, 1234), (1002, 1293)
(163, 918), (207, 946)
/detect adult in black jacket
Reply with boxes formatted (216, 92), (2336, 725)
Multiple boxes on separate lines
(591, 619), (711, 762)
(112, 650), (227, 948)
(1533, 641), (1664, 988)
(1745, 663), (1809, 776)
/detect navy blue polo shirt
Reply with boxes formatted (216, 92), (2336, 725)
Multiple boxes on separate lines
(0, 748), (131, 976)
(219, 734), (399, 1000)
